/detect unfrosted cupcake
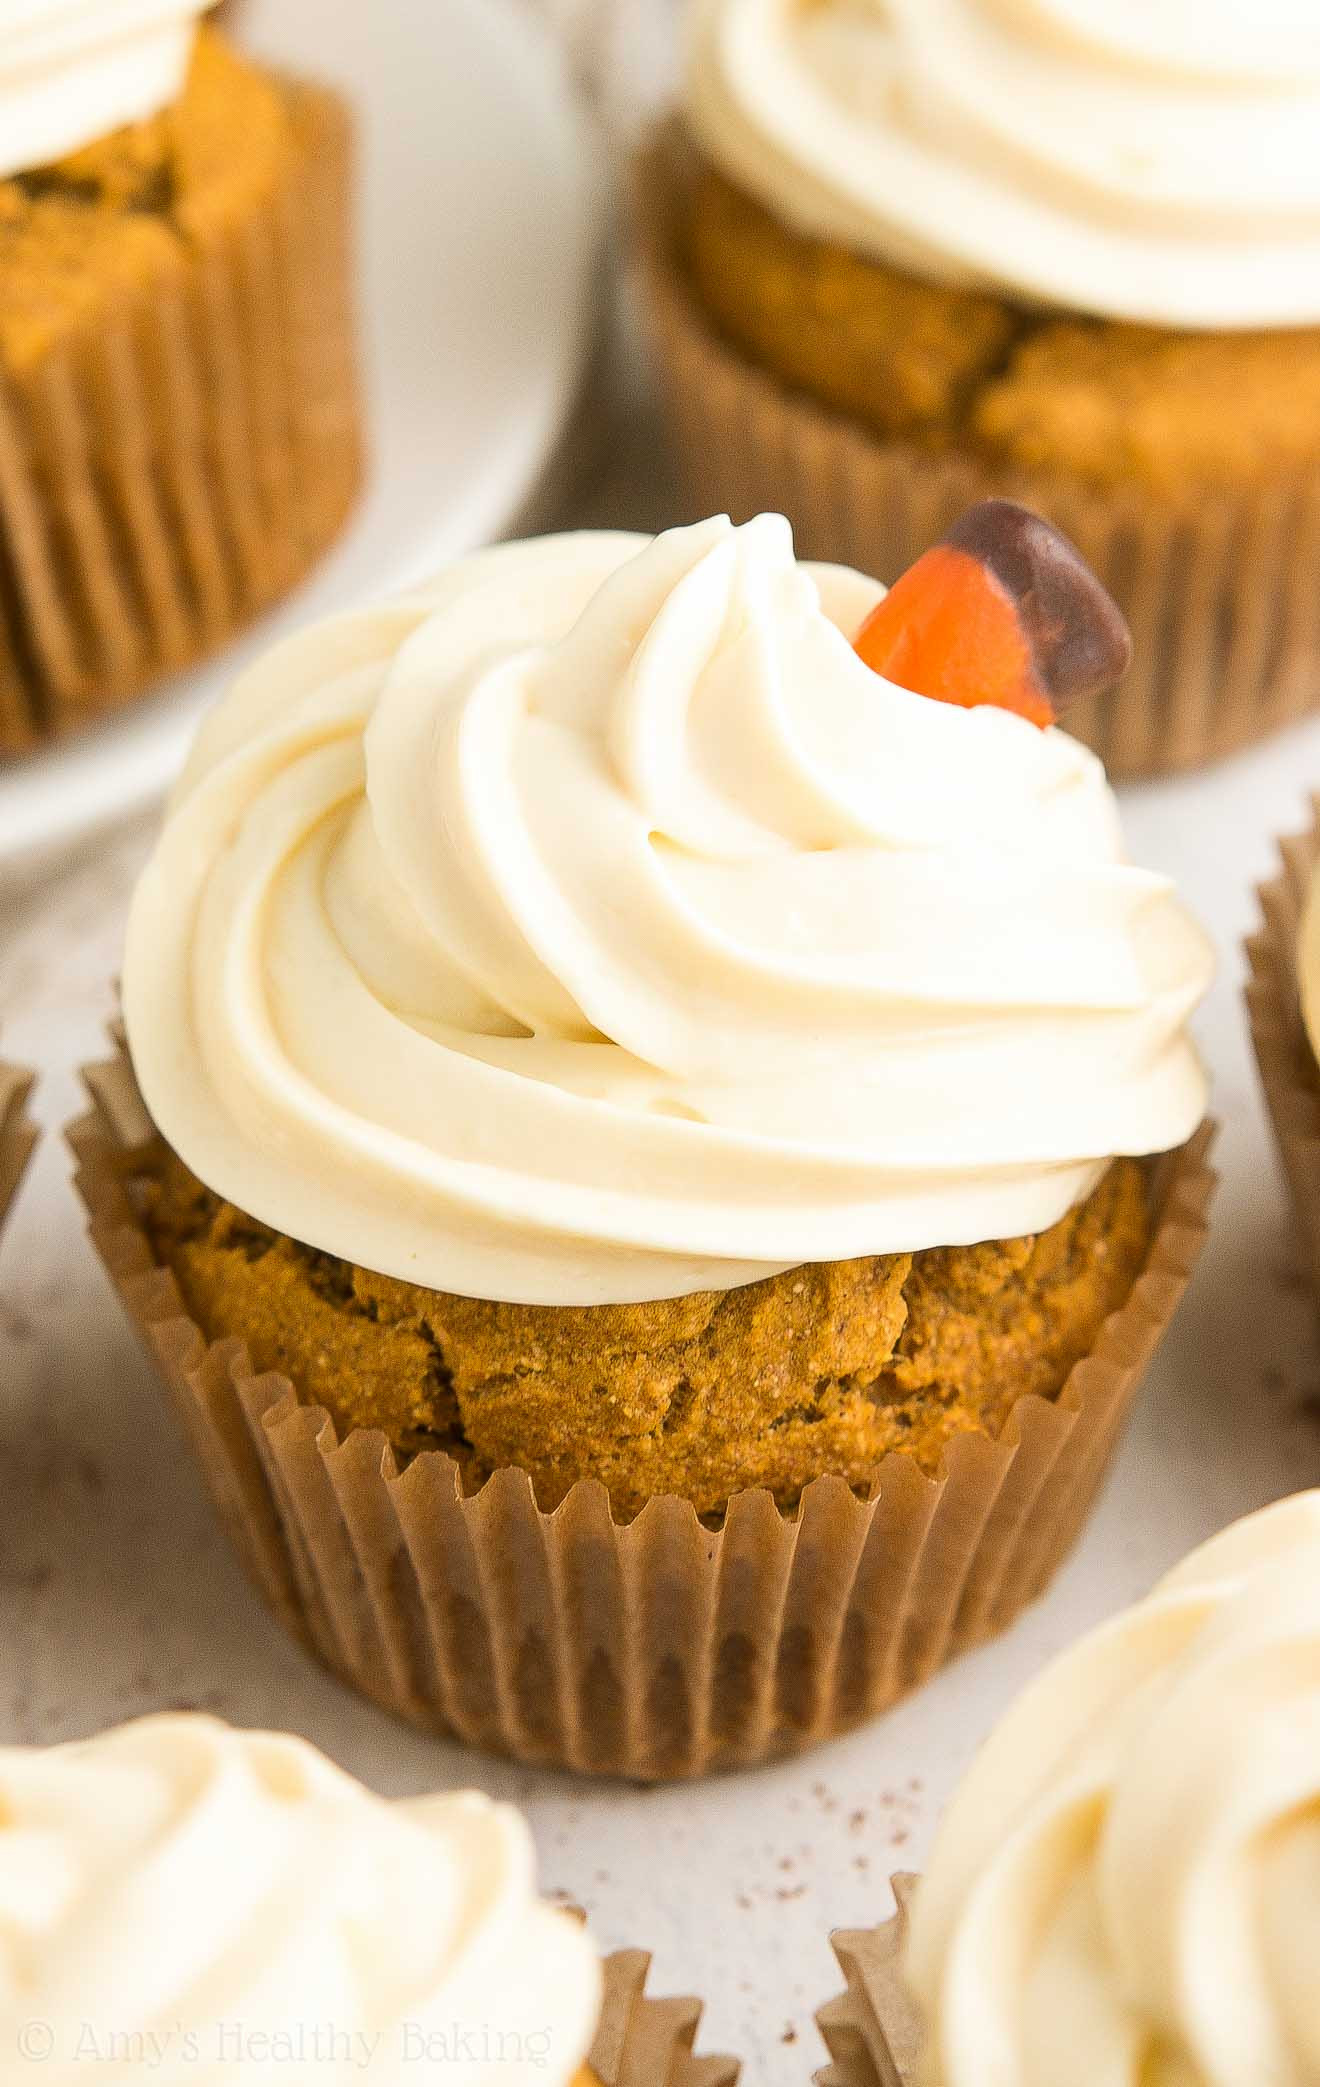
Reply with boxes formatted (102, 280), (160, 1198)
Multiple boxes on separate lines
(636, 0), (1320, 776)
(0, 1712), (732, 2085)
(77, 504), (1214, 1775)
(0, 5), (361, 753)
(817, 1491), (1320, 2086)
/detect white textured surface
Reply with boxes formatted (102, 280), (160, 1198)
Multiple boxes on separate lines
(3, 332), (1320, 2087)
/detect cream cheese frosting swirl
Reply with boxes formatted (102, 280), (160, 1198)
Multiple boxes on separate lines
(907, 1492), (1320, 2086)
(123, 515), (1211, 1306)
(686, 0), (1320, 328)
(1, 0), (216, 181)
(0, 1714), (600, 2084)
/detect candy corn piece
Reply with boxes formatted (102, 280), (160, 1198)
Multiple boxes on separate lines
(853, 500), (1131, 728)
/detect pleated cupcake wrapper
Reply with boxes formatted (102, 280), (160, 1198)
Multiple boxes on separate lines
(1246, 799), (1320, 1302)
(633, 127), (1320, 782)
(815, 1877), (923, 2087)
(591, 1949), (738, 2087)
(0, 1063), (37, 1231)
(71, 1037), (1215, 1779)
(0, 75), (362, 753)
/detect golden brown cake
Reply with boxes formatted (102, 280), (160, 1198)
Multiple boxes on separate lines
(139, 1143), (1149, 1519)
(686, 158), (1320, 496)
(0, 29), (361, 753)
(1, 35), (287, 370)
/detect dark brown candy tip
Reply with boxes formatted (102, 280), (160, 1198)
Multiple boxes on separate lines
(944, 499), (1132, 710)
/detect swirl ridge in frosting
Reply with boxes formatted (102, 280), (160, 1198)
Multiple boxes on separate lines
(906, 1492), (1320, 2086)
(123, 514), (1211, 1305)
(0, 2), (218, 181)
(0, 1713), (600, 2084)
(685, 0), (1320, 327)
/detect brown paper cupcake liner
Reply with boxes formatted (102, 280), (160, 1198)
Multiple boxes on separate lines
(633, 126), (1320, 782)
(70, 1036), (1215, 1780)
(1246, 797), (1320, 1301)
(0, 74), (362, 754)
(593, 1948), (738, 2087)
(0, 1063), (37, 1231)
(815, 1877), (922, 2087)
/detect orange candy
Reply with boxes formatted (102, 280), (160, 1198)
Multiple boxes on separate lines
(852, 501), (1131, 731)
(853, 544), (1054, 729)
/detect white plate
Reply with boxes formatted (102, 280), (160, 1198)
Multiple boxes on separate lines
(0, 0), (602, 882)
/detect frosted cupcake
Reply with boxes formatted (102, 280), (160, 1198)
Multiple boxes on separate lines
(0, 1713), (730, 2085)
(76, 503), (1214, 1775)
(636, 0), (1320, 776)
(818, 1492), (1320, 2085)
(0, 4), (361, 753)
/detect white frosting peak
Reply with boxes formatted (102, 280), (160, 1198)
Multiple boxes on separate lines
(0, 1715), (600, 2084)
(123, 516), (1210, 1305)
(908, 1493), (1320, 2087)
(1, 1), (216, 181)
(686, 0), (1320, 327)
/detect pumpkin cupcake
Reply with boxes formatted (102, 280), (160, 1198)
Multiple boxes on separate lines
(0, 5), (361, 754)
(76, 502), (1214, 1776)
(636, 0), (1320, 776)
(818, 1492), (1320, 2087)
(0, 1712), (733, 2086)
